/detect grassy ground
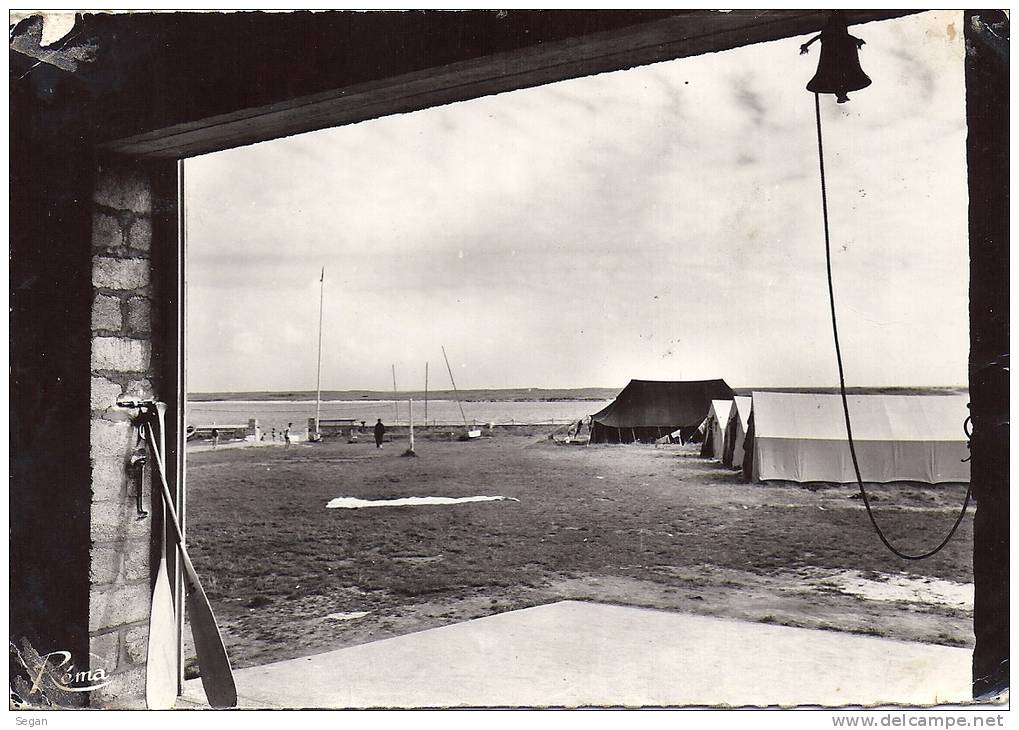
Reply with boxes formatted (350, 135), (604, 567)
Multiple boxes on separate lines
(183, 434), (974, 672)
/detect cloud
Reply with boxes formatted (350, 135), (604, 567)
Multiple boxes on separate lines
(185, 11), (969, 392)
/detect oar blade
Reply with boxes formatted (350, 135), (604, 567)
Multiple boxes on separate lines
(146, 559), (178, 709)
(185, 581), (237, 708)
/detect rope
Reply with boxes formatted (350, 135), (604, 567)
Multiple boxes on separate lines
(812, 92), (971, 560)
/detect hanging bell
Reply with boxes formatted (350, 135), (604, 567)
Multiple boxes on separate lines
(800, 11), (871, 103)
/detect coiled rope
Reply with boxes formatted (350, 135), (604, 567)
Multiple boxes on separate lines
(812, 92), (971, 560)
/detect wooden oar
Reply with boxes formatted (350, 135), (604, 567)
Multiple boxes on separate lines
(144, 415), (237, 709)
(145, 404), (178, 709)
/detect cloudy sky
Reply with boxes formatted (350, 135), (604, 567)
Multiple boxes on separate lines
(185, 11), (968, 393)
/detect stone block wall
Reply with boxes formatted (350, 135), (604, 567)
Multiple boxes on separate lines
(310, 418), (359, 436)
(190, 419), (259, 441)
(88, 162), (164, 708)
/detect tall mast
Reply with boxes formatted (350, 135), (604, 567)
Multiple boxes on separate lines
(314, 267), (324, 439)
(424, 362), (429, 425)
(441, 345), (467, 428)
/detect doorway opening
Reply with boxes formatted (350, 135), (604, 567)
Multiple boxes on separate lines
(177, 11), (974, 705)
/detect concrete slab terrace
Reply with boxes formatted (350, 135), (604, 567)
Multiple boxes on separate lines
(181, 601), (971, 709)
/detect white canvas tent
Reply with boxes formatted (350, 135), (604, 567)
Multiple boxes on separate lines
(722, 395), (753, 469)
(743, 392), (971, 484)
(700, 399), (733, 459)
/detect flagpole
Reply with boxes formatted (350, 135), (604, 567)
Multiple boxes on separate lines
(314, 267), (324, 440)
(392, 364), (399, 424)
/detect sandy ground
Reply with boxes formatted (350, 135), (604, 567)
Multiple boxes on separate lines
(182, 433), (974, 674)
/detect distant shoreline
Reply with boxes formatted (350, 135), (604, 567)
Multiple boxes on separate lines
(189, 385), (968, 403)
(188, 387), (619, 403)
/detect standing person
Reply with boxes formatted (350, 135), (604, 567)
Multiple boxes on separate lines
(211, 428), (220, 449)
(271, 427), (276, 442)
(373, 418), (386, 449)
(284, 422), (292, 449)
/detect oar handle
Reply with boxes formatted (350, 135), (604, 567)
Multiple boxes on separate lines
(143, 423), (199, 587)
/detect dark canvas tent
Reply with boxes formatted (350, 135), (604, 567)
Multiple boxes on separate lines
(590, 379), (734, 444)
